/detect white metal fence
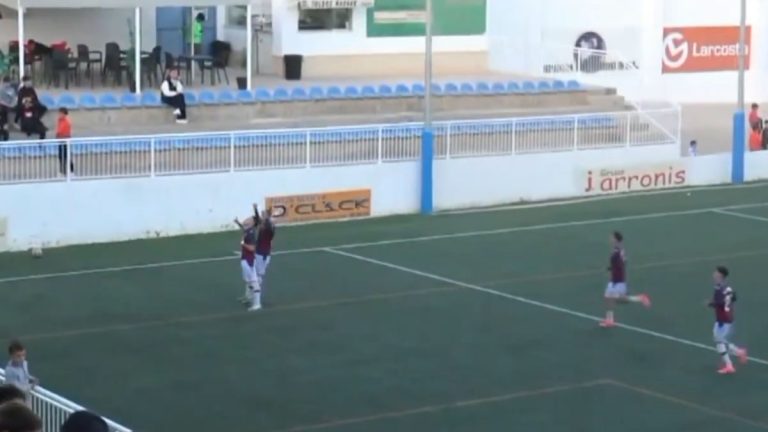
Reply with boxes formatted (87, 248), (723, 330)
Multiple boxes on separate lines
(0, 109), (681, 184)
(0, 370), (132, 432)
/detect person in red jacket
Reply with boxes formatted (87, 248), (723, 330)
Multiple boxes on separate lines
(56, 108), (74, 175)
(749, 124), (762, 152)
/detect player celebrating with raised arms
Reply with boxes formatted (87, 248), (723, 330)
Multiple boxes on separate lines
(600, 231), (651, 328)
(255, 207), (276, 293)
(709, 266), (748, 374)
(235, 207), (262, 312)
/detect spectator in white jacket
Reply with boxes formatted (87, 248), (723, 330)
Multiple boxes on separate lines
(160, 69), (188, 124)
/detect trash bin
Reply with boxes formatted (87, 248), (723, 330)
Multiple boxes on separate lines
(283, 54), (303, 81)
(236, 77), (247, 90)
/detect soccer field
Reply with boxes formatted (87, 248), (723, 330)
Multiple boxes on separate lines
(2, 184), (768, 432)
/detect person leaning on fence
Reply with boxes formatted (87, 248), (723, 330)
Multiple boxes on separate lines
(56, 108), (74, 176)
(160, 68), (188, 124)
(0, 76), (17, 142)
(0, 401), (41, 432)
(60, 411), (109, 432)
(4, 341), (38, 397)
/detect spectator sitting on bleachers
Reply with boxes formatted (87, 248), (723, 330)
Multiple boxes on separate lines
(160, 69), (188, 124)
(60, 411), (108, 432)
(0, 401), (41, 432)
(0, 76), (17, 141)
(15, 76), (46, 126)
(0, 385), (26, 405)
(18, 98), (46, 140)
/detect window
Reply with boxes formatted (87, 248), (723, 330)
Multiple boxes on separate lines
(298, 8), (352, 31)
(227, 5), (247, 27)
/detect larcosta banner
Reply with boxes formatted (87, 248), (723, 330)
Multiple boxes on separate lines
(662, 26), (751, 73)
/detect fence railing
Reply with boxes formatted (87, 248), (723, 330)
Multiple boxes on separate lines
(0, 109), (680, 184)
(0, 370), (132, 432)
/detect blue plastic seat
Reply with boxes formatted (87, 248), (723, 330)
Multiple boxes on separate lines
(236, 90), (254, 103)
(567, 80), (581, 90)
(394, 84), (410, 96)
(377, 84), (393, 97)
(537, 81), (553, 92)
(218, 90), (237, 104)
(98, 93), (121, 108)
(521, 81), (537, 93)
(290, 87), (309, 100)
(459, 83), (475, 94)
(343, 86), (360, 98)
(198, 90), (216, 104)
(39, 94), (57, 109)
(120, 92), (140, 107)
(430, 83), (443, 95)
(273, 87), (290, 101)
(361, 85), (377, 98)
(141, 92), (161, 107)
(308, 86), (325, 100)
(185, 91), (199, 106)
(553, 80), (566, 91)
(444, 82), (459, 94)
(475, 82), (491, 94)
(411, 83), (425, 95)
(254, 88), (272, 102)
(491, 82), (507, 93)
(507, 81), (521, 93)
(326, 86), (343, 99)
(57, 94), (78, 109)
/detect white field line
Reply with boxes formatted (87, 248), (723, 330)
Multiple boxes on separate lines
(1, 202), (767, 284)
(713, 209), (768, 223)
(324, 248), (768, 367)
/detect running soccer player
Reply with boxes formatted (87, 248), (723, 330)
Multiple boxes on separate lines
(239, 218), (262, 312)
(255, 207), (276, 292)
(709, 266), (748, 374)
(600, 231), (651, 327)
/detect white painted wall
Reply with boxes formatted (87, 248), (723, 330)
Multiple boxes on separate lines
(0, 162), (420, 251)
(488, 0), (768, 103)
(0, 7), (157, 53)
(1, 142), (739, 252)
(270, 0), (486, 56)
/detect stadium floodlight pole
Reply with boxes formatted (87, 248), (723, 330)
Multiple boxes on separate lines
(16, 0), (23, 82)
(420, 0), (434, 214)
(731, 0), (747, 183)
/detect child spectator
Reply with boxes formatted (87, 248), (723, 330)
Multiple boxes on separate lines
(56, 108), (74, 176)
(4, 341), (38, 397)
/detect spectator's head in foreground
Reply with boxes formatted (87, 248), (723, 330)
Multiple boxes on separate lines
(0, 386), (25, 405)
(0, 401), (41, 432)
(60, 411), (108, 432)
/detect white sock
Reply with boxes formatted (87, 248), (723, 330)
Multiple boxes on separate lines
(245, 284), (253, 300)
(252, 288), (261, 308)
(173, 109), (181, 115)
(728, 344), (742, 356)
(717, 343), (733, 367)
(605, 310), (614, 322)
(627, 295), (642, 303)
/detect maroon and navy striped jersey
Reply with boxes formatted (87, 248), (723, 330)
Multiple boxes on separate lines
(256, 220), (275, 256)
(241, 227), (256, 266)
(609, 246), (626, 283)
(710, 283), (736, 324)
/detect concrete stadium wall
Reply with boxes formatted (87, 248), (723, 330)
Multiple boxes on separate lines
(488, 0), (768, 103)
(4, 142), (759, 252)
